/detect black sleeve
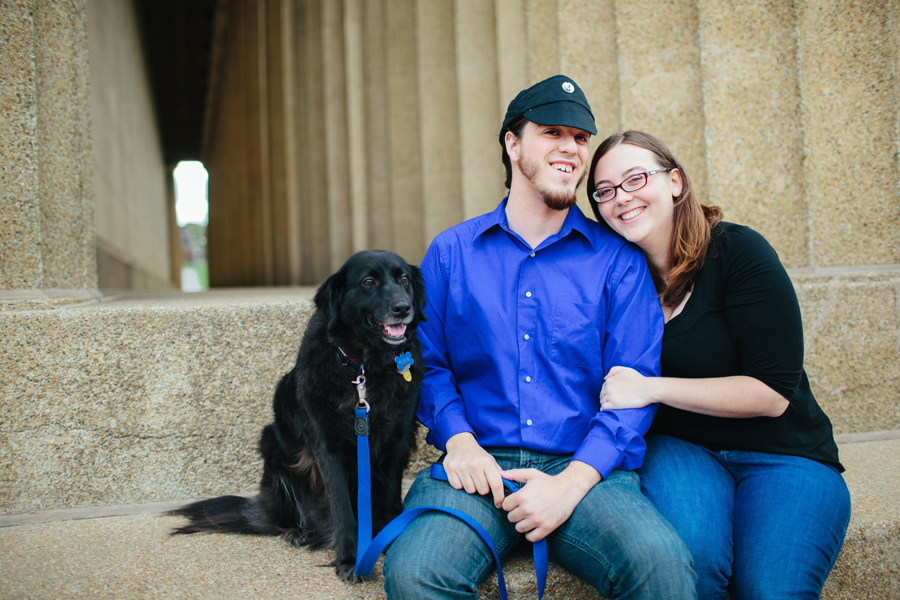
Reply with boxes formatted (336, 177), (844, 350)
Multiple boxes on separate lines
(720, 226), (804, 401)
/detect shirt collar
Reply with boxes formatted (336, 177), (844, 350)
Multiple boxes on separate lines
(473, 197), (600, 251)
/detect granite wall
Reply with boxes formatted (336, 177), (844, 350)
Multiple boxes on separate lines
(200, 0), (900, 431)
(0, 0), (96, 294)
(1, 0), (898, 462)
(0, 0), (172, 298)
(0, 0), (898, 519)
(87, 0), (173, 291)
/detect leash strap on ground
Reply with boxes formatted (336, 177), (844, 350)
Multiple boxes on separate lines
(354, 461), (547, 600)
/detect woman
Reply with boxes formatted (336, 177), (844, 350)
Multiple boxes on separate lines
(587, 131), (850, 600)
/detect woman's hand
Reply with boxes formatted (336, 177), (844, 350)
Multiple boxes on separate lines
(599, 366), (658, 411)
(600, 369), (790, 418)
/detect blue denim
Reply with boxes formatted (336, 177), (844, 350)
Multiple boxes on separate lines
(383, 448), (696, 599)
(639, 435), (851, 600)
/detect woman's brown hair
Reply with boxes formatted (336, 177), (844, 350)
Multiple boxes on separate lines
(586, 131), (722, 307)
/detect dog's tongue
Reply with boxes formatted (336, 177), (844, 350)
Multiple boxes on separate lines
(384, 323), (407, 338)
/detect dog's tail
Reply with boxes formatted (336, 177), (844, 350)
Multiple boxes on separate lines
(168, 495), (281, 536)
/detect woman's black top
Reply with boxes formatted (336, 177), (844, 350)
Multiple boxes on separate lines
(653, 222), (843, 471)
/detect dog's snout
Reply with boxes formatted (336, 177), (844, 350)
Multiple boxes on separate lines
(391, 300), (411, 318)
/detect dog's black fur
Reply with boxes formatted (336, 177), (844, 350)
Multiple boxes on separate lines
(170, 250), (425, 581)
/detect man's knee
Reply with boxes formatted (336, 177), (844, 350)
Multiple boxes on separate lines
(384, 538), (479, 600)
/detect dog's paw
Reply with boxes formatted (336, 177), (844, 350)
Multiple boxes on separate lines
(283, 528), (311, 547)
(335, 560), (368, 583)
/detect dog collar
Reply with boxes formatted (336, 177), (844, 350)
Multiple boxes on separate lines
(337, 346), (362, 370)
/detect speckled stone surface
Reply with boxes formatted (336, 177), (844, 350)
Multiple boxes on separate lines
(793, 271), (900, 435)
(0, 0), (96, 291)
(698, 0), (808, 268)
(797, 0), (900, 269)
(0, 437), (895, 600)
(2, 270), (898, 513)
(0, 288), (443, 514)
(0, 289), (319, 514)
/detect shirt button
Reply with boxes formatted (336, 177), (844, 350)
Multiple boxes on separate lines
(524, 334), (530, 340)
(525, 376), (531, 382)
(526, 419), (533, 426)
(530, 252), (536, 257)
(525, 291), (532, 297)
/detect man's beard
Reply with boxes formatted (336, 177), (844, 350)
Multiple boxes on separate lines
(518, 153), (584, 211)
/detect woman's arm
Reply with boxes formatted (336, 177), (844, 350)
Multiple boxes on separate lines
(599, 366), (788, 418)
(600, 226), (802, 420)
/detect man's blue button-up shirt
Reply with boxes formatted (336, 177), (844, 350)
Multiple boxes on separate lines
(417, 200), (664, 479)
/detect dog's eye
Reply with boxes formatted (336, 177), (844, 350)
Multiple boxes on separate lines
(362, 278), (376, 287)
(399, 274), (409, 284)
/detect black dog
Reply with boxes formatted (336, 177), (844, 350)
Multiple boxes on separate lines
(171, 250), (425, 581)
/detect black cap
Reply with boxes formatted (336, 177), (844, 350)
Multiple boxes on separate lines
(501, 75), (596, 136)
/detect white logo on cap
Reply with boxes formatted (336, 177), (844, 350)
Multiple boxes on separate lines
(562, 81), (575, 94)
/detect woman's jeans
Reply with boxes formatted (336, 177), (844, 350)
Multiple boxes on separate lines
(383, 448), (696, 599)
(639, 435), (851, 600)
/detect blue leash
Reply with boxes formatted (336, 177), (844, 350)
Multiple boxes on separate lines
(353, 399), (547, 599)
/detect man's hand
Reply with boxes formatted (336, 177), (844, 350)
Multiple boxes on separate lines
(501, 461), (601, 542)
(443, 432), (506, 508)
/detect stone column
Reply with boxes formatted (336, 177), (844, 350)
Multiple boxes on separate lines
(0, 0), (97, 298)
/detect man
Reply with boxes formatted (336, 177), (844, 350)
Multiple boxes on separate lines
(383, 75), (696, 599)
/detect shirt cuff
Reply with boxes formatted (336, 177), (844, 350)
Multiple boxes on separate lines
(428, 407), (475, 451)
(572, 433), (646, 481)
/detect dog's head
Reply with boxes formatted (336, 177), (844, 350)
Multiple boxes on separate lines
(314, 250), (426, 347)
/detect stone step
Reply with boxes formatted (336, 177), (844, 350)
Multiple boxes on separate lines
(1, 435), (897, 599)
(2, 288), (897, 514)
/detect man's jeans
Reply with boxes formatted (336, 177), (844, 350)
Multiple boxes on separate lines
(639, 435), (851, 600)
(383, 447), (696, 599)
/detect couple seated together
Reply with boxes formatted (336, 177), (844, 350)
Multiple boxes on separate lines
(381, 74), (849, 600)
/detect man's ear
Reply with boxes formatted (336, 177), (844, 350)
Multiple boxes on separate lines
(505, 130), (521, 164)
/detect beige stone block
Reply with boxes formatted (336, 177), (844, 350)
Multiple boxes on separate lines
(0, 292), (317, 513)
(615, 0), (707, 200)
(495, 0), (528, 114)
(362, 0), (393, 255)
(0, 0), (96, 292)
(455, 0), (503, 221)
(299, 0), (330, 283)
(386, 0), (425, 264)
(524, 0), (560, 80)
(267, 0), (303, 285)
(698, 0), (808, 268)
(344, 0), (369, 254)
(416, 0), (463, 241)
(33, 0), (96, 291)
(795, 274), (900, 435)
(0, 3), (41, 290)
(322, 0), (353, 273)
(88, 0), (171, 289)
(798, 0), (900, 268)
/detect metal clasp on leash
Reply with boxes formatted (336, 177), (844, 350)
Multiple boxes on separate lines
(353, 370), (370, 436)
(352, 371), (369, 413)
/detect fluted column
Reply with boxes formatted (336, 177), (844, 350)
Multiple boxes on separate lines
(0, 0), (96, 294)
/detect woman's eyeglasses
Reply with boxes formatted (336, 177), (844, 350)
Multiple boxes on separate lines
(592, 169), (672, 203)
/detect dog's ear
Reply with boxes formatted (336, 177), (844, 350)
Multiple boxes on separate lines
(314, 268), (345, 329)
(411, 264), (427, 322)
